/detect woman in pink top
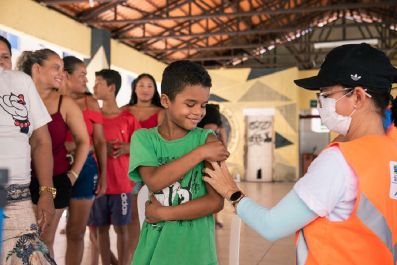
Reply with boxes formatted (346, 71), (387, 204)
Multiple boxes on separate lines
(61, 56), (107, 265)
(17, 49), (90, 257)
(123, 73), (164, 261)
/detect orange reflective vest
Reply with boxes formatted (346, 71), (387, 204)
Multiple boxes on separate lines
(296, 135), (397, 265)
(388, 125), (397, 143)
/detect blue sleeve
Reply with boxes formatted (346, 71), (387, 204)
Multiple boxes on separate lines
(236, 190), (318, 241)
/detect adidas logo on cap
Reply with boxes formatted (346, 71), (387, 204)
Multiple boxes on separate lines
(350, 74), (361, 81)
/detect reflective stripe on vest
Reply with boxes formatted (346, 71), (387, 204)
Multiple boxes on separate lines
(394, 243), (397, 264)
(296, 229), (308, 265)
(297, 193), (395, 265)
(357, 193), (394, 256)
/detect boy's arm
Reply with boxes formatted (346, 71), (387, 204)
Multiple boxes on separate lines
(145, 181), (224, 223)
(139, 134), (228, 192)
(139, 148), (203, 192)
(144, 134), (226, 222)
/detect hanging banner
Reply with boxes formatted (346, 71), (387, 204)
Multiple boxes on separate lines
(244, 108), (275, 182)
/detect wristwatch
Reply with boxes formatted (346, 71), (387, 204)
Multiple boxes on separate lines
(39, 186), (57, 199)
(229, 190), (243, 201)
(229, 190), (246, 210)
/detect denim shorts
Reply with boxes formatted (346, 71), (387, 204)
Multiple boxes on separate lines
(71, 153), (98, 200)
(88, 192), (132, 226)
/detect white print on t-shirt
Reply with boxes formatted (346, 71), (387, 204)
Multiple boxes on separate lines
(155, 182), (178, 206)
(0, 70), (51, 185)
(389, 161), (397, 200)
(154, 181), (192, 206)
(0, 92), (30, 134)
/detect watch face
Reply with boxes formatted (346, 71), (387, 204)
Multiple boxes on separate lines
(230, 191), (242, 201)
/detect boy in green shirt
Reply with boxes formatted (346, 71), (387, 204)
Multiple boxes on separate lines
(129, 60), (229, 265)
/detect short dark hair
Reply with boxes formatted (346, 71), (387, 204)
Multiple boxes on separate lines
(95, 69), (122, 96)
(198, 104), (222, 128)
(161, 60), (212, 101)
(0, 36), (12, 55)
(63, 56), (84, 74)
(128, 73), (161, 107)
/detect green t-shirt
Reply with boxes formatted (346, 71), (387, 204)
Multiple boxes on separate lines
(129, 127), (218, 265)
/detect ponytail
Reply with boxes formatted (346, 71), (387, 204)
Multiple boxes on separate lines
(16, 49), (58, 77)
(16, 51), (34, 76)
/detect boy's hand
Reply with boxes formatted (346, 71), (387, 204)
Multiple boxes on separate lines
(106, 141), (115, 157)
(107, 140), (129, 158)
(95, 174), (107, 197)
(199, 140), (230, 162)
(145, 195), (165, 223)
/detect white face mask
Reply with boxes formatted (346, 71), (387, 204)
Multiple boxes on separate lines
(317, 92), (355, 136)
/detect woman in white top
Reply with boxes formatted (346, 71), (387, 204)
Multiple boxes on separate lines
(0, 36), (56, 264)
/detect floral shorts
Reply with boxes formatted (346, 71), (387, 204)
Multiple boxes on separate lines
(2, 183), (56, 265)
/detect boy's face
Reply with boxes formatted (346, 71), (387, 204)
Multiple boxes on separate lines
(94, 76), (113, 100)
(162, 84), (210, 131)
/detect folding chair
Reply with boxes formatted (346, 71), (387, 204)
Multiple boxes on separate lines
(137, 185), (149, 228)
(229, 214), (242, 265)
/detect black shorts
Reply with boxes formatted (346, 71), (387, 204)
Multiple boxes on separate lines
(30, 172), (72, 209)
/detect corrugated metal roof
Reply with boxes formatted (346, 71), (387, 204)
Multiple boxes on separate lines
(36, 0), (397, 69)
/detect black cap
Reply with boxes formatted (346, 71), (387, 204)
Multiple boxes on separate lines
(294, 43), (397, 91)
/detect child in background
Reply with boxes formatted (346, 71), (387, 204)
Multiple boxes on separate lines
(90, 69), (141, 265)
(197, 103), (227, 146)
(129, 60), (229, 265)
(197, 103), (228, 229)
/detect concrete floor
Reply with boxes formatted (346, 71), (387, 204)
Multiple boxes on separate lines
(53, 182), (295, 265)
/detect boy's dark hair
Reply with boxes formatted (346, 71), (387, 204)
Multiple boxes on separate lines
(95, 69), (122, 96)
(128, 73), (161, 107)
(63, 56), (84, 74)
(0, 36), (12, 55)
(161, 60), (212, 101)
